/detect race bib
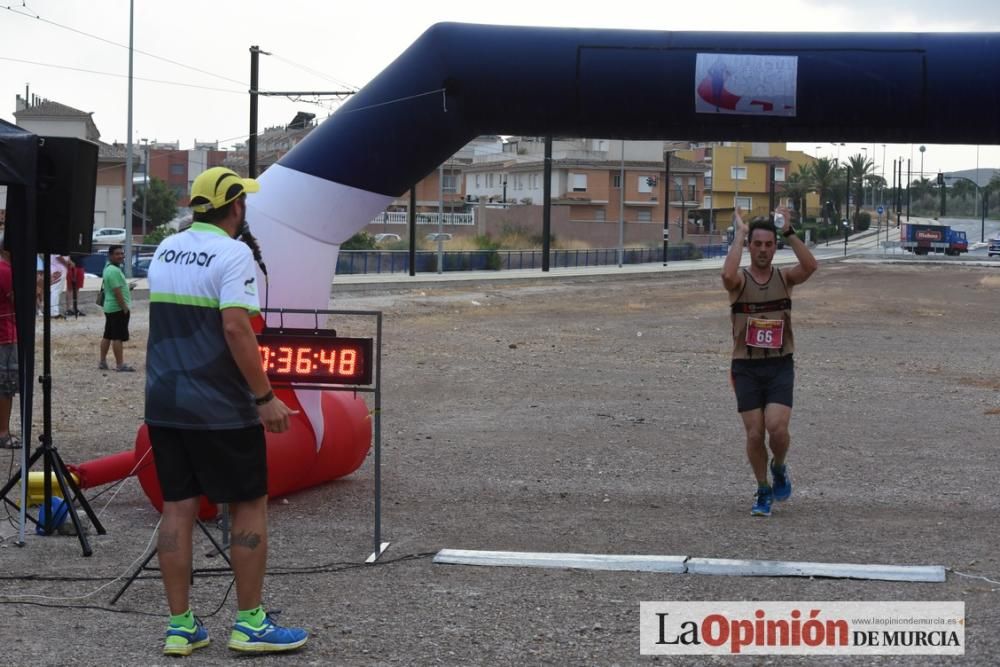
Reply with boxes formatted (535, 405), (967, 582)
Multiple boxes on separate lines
(745, 317), (784, 349)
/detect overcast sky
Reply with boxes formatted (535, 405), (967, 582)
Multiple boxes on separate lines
(2, 0), (999, 175)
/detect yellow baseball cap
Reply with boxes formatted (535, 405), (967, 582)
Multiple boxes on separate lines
(188, 167), (260, 213)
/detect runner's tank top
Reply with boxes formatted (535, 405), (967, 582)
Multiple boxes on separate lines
(731, 267), (794, 359)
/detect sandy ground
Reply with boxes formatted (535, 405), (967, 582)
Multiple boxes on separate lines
(0, 260), (998, 665)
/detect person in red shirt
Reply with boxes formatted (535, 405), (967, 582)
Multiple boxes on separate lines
(0, 236), (18, 448)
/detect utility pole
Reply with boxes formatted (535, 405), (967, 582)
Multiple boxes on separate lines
(542, 137), (552, 272)
(249, 45), (353, 177)
(663, 150), (671, 266)
(906, 159), (911, 221)
(249, 45), (264, 178)
(141, 138), (149, 240)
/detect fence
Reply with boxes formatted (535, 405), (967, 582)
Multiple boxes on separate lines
(369, 211), (476, 226)
(336, 244), (729, 275)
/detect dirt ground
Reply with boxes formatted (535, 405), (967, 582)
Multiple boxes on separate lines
(0, 260), (998, 666)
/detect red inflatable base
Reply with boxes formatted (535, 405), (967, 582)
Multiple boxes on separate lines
(74, 389), (371, 520)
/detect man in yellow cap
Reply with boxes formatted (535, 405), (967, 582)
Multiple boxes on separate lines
(144, 166), (307, 655)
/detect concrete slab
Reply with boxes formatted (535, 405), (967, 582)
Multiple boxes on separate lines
(685, 557), (945, 582)
(433, 549), (688, 573)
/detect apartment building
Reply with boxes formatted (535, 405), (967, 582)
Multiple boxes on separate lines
(679, 141), (820, 223)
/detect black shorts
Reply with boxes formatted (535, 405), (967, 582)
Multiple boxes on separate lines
(731, 355), (794, 413)
(103, 310), (130, 342)
(148, 424), (268, 503)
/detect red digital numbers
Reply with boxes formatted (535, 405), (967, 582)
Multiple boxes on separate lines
(295, 348), (312, 374)
(256, 334), (373, 385)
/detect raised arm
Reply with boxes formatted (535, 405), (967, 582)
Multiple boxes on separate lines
(776, 206), (818, 287)
(721, 206), (747, 293)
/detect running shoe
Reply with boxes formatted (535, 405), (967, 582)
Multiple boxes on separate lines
(751, 486), (773, 517)
(228, 614), (308, 653)
(771, 460), (792, 502)
(163, 617), (210, 656)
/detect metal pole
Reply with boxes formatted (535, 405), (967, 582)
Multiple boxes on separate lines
(408, 189), (416, 276)
(906, 159), (911, 221)
(124, 0), (134, 277)
(663, 150), (671, 266)
(141, 140), (149, 240)
(437, 165), (443, 274)
(542, 137), (552, 272)
(844, 166), (851, 228)
(249, 46), (260, 177)
(618, 140), (625, 267)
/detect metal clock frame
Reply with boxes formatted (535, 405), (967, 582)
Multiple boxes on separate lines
(260, 307), (388, 563)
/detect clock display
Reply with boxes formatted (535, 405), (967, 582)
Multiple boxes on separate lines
(257, 330), (373, 386)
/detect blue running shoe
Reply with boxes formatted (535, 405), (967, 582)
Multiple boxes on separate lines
(771, 460), (792, 501)
(163, 616), (210, 656)
(751, 486), (773, 517)
(228, 614), (308, 653)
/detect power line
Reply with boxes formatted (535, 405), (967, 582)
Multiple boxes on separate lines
(6, 6), (364, 93)
(269, 53), (360, 92)
(4, 4), (247, 87)
(0, 56), (244, 94)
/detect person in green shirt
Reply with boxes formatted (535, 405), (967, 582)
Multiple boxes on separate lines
(98, 245), (135, 371)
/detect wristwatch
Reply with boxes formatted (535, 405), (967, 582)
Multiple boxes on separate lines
(782, 228), (796, 238)
(254, 390), (275, 406)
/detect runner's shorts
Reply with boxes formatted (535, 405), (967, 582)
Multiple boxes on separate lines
(148, 424), (268, 503)
(730, 355), (794, 412)
(102, 310), (130, 341)
(0, 344), (17, 397)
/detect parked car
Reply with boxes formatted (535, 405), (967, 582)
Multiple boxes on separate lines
(92, 227), (127, 245)
(988, 236), (1000, 257)
(374, 233), (401, 243)
(425, 232), (453, 242)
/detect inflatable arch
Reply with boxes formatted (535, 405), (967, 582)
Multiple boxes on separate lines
(247, 25), (1000, 448)
(82, 25), (1000, 515)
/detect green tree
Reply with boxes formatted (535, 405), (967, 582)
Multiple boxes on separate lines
(133, 176), (177, 230)
(809, 157), (841, 223)
(781, 164), (813, 219)
(846, 153), (874, 216)
(910, 177), (934, 200)
(143, 224), (176, 245)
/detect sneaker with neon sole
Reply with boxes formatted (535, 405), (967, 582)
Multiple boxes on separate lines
(163, 617), (210, 656)
(228, 615), (308, 653)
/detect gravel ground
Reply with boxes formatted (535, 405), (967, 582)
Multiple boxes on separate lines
(0, 260), (998, 666)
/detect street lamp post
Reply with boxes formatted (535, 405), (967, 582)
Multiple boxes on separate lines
(141, 138), (149, 241)
(919, 145), (926, 181)
(663, 149), (672, 266)
(861, 147), (868, 206)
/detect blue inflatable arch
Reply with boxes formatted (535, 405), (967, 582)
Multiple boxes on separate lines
(283, 24), (1000, 196)
(245, 23), (1000, 439)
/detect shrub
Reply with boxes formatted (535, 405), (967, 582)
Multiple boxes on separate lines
(341, 232), (376, 250)
(143, 223), (176, 245)
(853, 211), (872, 231)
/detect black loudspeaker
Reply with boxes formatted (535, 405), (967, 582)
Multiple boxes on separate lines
(36, 136), (99, 254)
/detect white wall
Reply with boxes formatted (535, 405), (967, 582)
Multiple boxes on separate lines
(16, 118), (87, 139)
(95, 185), (123, 228)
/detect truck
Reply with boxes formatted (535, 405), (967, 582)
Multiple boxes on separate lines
(899, 222), (968, 256)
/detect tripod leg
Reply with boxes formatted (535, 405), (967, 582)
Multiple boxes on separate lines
(0, 445), (44, 512)
(109, 546), (159, 605)
(196, 519), (232, 568)
(50, 448), (106, 535)
(47, 452), (93, 556)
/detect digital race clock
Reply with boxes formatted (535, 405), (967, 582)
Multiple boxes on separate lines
(257, 329), (373, 386)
